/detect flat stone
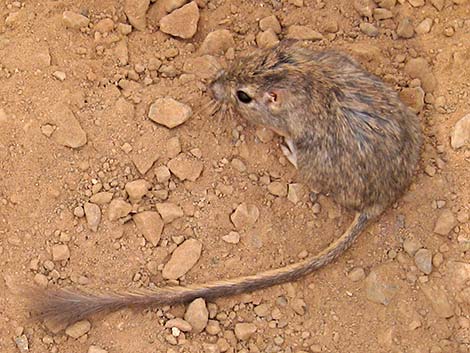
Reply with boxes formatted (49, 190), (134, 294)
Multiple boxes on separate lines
(124, 0), (150, 31)
(268, 181), (288, 197)
(184, 298), (208, 334)
(286, 25), (323, 41)
(156, 202), (184, 224)
(108, 199), (132, 221)
(421, 284), (454, 318)
(65, 320), (91, 339)
(434, 209), (456, 235)
(397, 17), (415, 38)
(414, 248), (433, 274)
(159, 1), (200, 39)
(222, 231), (240, 244)
(49, 103), (87, 149)
(287, 183), (306, 204)
(235, 323), (257, 340)
(415, 18), (433, 34)
(199, 29), (235, 55)
(360, 22), (379, 37)
(451, 113), (470, 149)
(259, 15), (282, 34)
(14, 335), (28, 353)
(125, 179), (151, 203)
(403, 237), (422, 256)
(62, 11), (90, 29)
(365, 265), (399, 305)
(94, 18), (114, 33)
(133, 211), (164, 246)
(256, 29), (279, 49)
(52, 244), (70, 261)
(162, 238), (202, 279)
(348, 267), (366, 282)
(167, 154), (203, 181)
(89, 192), (113, 205)
(165, 318), (193, 332)
(84, 202), (101, 232)
(231, 203), (259, 230)
(149, 97), (192, 129)
(183, 55), (221, 80)
(155, 165), (171, 183)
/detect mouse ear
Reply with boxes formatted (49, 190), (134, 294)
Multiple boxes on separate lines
(263, 89), (286, 110)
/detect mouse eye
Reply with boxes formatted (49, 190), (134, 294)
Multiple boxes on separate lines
(236, 90), (252, 104)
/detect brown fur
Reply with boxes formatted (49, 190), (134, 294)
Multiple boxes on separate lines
(27, 40), (422, 328)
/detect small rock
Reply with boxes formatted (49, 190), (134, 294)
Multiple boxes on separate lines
(254, 303), (270, 317)
(49, 103), (87, 149)
(235, 323), (257, 340)
(450, 113), (470, 149)
(73, 206), (85, 218)
(287, 183), (305, 204)
(125, 179), (150, 203)
(156, 202), (184, 223)
(259, 15), (281, 34)
(94, 18), (114, 33)
(41, 124), (55, 137)
(124, 0), (150, 31)
(117, 23), (132, 35)
(231, 158), (247, 172)
(34, 273), (49, 287)
(183, 55), (221, 80)
(373, 8), (393, 20)
(360, 22), (379, 37)
(62, 11), (90, 29)
(256, 30), (279, 49)
(184, 298), (209, 334)
(199, 29), (235, 55)
(52, 71), (66, 81)
(403, 237), (422, 256)
(167, 154), (203, 181)
(348, 267), (366, 282)
(414, 248), (432, 274)
(400, 87), (424, 113)
(408, 0), (425, 6)
(88, 346), (108, 353)
(404, 57), (437, 93)
(291, 298), (307, 315)
(52, 244), (70, 261)
(84, 202), (101, 232)
(15, 335), (28, 353)
(90, 192), (113, 205)
(159, 1), (200, 39)
(149, 98), (192, 129)
(415, 18), (433, 34)
(206, 320), (221, 335)
(222, 231), (240, 244)
(108, 199), (132, 221)
(431, 0), (445, 10)
(267, 181), (287, 197)
(133, 211), (164, 246)
(365, 266), (399, 305)
(162, 0), (188, 12)
(165, 137), (181, 159)
(434, 209), (456, 235)
(155, 165), (171, 183)
(255, 127), (275, 142)
(165, 318), (193, 332)
(162, 238), (202, 279)
(114, 39), (129, 66)
(353, 0), (375, 17)
(421, 284), (454, 318)
(424, 165), (436, 177)
(286, 25), (323, 41)
(231, 203), (260, 230)
(65, 320), (91, 339)
(397, 17), (415, 39)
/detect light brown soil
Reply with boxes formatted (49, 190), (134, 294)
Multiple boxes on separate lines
(1, 1), (469, 353)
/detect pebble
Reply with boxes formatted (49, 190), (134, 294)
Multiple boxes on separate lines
(165, 318), (193, 332)
(88, 346), (108, 353)
(360, 22), (379, 37)
(450, 113), (470, 149)
(431, 0), (445, 10)
(286, 25), (323, 41)
(65, 320), (91, 339)
(167, 154), (203, 181)
(62, 11), (90, 29)
(34, 273), (48, 287)
(117, 23), (132, 35)
(84, 202), (101, 232)
(415, 18), (433, 35)
(183, 55), (220, 79)
(421, 284), (454, 318)
(14, 335), (28, 353)
(156, 202), (184, 223)
(199, 29), (235, 55)
(89, 192), (113, 205)
(206, 320), (221, 335)
(155, 165), (171, 183)
(408, 0), (425, 6)
(414, 248), (432, 274)
(231, 203), (260, 230)
(404, 57), (437, 93)
(365, 266), (399, 305)
(114, 39), (129, 66)
(353, 0), (374, 17)
(124, 0), (149, 31)
(108, 199), (132, 221)
(373, 8), (393, 20)
(259, 15), (281, 34)
(52, 71), (66, 81)
(433, 209), (456, 235)
(133, 211), (164, 246)
(268, 181), (287, 197)
(160, 1), (200, 39)
(400, 87), (424, 113)
(149, 98), (192, 129)
(403, 237), (422, 256)
(52, 244), (70, 261)
(397, 17), (415, 39)
(291, 298), (307, 315)
(49, 103), (87, 149)
(348, 267), (366, 282)
(231, 158), (247, 172)
(235, 323), (257, 340)
(184, 298), (209, 333)
(94, 18), (114, 33)
(256, 30), (279, 49)
(287, 183), (305, 204)
(162, 0), (188, 12)
(74, 206), (85, 218)
(125, 179), (150, 203)
(162, 238), (202, 279)
(222, 231), (240, 244)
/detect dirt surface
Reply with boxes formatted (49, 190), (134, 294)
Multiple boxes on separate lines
(1, 0), (469, 352)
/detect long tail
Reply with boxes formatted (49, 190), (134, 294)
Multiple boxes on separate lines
(29, 213), (368, 327)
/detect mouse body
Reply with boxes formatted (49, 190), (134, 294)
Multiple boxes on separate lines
(29, 40), (422, 327)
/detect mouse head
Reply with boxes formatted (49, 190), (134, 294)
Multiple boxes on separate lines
(210, 40), (313, 137)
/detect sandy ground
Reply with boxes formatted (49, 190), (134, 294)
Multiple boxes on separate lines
(0, 0), (469, 352)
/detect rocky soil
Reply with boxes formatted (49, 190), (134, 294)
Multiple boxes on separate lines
(0, 0), (469, 352)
